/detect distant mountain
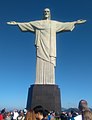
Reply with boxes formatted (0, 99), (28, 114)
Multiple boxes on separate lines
(62, 107), (80, 113)
(62, 107), (67, 111)
(62, 107), (92, 112)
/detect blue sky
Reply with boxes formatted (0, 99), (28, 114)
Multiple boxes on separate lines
(0, 0), (92, 110)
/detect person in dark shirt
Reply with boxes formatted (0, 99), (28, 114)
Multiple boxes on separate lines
(33, 105), (47, 120)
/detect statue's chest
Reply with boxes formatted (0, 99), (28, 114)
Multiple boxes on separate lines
(40, 20), (51, 29)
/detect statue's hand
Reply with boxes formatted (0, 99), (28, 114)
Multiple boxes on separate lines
(7, 21), (17, 25)
(76, 19), (87, 24)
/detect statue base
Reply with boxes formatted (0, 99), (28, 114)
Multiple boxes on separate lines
(26, 84), (61, 112)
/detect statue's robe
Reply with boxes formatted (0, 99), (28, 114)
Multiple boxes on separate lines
(18, 20), (75, 84)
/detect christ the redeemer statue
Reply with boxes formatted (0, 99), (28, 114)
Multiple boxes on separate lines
(7, 8), (86, 85)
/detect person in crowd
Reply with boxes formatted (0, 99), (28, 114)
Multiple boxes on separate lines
(60, 112), (68, 120)
(0, 112), (3, 120)
(67, 112), (72, 120)
(25, 109), (36, 120)
(33, 105), (46, 120)
(23, 109), (27, 117)
(83, 110), (92, 120)
(1, 108), (6, 115)
(17, 110), (25, 120)
(0, 108), (6, 120)
(78, 99), (92, 120)
(5, 112), (12, 120)
(43, 110), (49, 120)
(12, 109), (19, 120)
(49, 111), (55, 120)
(78, 99), (90, 112)
(69, 111), (79, 120)
(70, 99), (92, 120)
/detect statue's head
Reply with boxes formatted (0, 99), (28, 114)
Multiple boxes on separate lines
(43, 8), (51, 20)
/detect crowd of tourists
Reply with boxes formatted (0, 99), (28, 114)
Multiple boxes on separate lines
(0, 99), (92, 120)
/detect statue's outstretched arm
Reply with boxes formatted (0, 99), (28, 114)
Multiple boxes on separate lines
(7, 21), (34, 32)
(7, 21), (18, 25)
(74, 19), (87, 25)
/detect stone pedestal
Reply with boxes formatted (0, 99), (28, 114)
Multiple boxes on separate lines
(26, 84), (61, 112)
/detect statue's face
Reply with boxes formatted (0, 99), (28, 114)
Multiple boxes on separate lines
(43, 8), (50, 19)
